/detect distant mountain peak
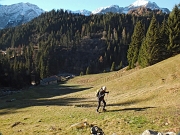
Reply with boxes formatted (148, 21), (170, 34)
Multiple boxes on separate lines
(90, 0), (166, 15)
(0, 2), (44, 29)
(128, 0), (160, 9)
(92, 5), (123, 14)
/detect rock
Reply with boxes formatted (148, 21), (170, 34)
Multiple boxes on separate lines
(163, 132), (176, 135)
(142, 130), (163, 135)
(70, 120), (89, 129)
(142, 130), (177, 135)
(11, 122), (25, 128)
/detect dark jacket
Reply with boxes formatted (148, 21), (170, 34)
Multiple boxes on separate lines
(97, 89), (109, 100)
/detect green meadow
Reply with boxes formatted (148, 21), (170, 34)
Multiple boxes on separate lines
(0, 54), (180, 135)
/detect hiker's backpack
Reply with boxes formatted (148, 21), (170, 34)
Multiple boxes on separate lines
(96, 89), (102, 97)
(90, 126), (104, 135)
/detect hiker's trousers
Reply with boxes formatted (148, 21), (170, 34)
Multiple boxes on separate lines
(97, 98), (106, 110)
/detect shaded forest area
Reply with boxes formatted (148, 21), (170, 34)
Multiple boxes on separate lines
(0, 4), (180, 88)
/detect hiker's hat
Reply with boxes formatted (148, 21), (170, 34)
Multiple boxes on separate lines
(102, 86), (106, 91)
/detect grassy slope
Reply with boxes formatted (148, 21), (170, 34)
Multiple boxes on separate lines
(0, 54), (180, 135)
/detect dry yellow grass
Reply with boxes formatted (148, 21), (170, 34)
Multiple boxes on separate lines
(0, 54), (180, 135)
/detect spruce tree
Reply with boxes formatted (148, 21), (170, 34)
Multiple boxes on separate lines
(86, 66), (90, 75)
(127, 21), (145, 69)
(158, 19), (169, 60)
(110, 62), (115, 71)
(138, 38), (149, 68)
(121, 27), (127, 45)
(167, 4), (180, 56)
(138, 15), (160, 67)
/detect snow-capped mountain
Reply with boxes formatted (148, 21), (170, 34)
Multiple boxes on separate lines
(91, 0), (170, 14)
(128, 0), (159, 10)
(72, 0), (170, 15)
(92, 5), (124, 14)
(0, 2), (44, 29)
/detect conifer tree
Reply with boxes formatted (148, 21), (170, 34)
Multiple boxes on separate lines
(138, 15), (160, 67)
(118, 61), (123, 70)
(80, 71), (84, 76)
(158, 19), (169, 60)
(122, 27), (127, 45)
(138, 39), (149, 67)
(127, 21), (145, 69)
(86, 66), (90, 75)
(167, 4), (180, 56)
(110, 62), (115, 71)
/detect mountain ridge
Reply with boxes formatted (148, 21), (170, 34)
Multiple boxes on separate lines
(71, 0), (170, 15)
(0, 2), (44, 29)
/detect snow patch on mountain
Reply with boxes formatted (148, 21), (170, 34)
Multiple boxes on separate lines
(71, 9), (92, 16)
(131, 0), (149, 7)
(92, 5), (123, 14)
(128, 0), (160, 10)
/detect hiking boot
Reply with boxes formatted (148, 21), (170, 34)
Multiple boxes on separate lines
(103, 108), (106, 112)
(96, 109), (99, 113)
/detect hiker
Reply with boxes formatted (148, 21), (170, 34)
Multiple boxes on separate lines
(96, 86), (109, 113)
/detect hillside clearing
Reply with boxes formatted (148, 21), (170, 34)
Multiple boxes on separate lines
(0, 55), (180, 135)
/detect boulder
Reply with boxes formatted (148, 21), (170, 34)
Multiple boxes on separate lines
(142, 130), (163, 135)
(142, 130), (177, 135)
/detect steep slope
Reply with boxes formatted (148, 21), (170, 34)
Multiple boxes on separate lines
(0, 54), (179, 135)
(66, 54), (180, 134)
(69, 54), (180, 99)
(0, 2), (44, 29)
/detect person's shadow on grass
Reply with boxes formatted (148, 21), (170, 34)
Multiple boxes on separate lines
(105, 107), (156, 112)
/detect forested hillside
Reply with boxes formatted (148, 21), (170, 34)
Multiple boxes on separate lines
(0, 4), (179, 88)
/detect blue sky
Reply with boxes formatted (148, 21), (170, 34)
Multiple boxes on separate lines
(0, 0), (179, 11)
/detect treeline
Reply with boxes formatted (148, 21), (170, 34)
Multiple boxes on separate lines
(0, 4), (179, 88)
